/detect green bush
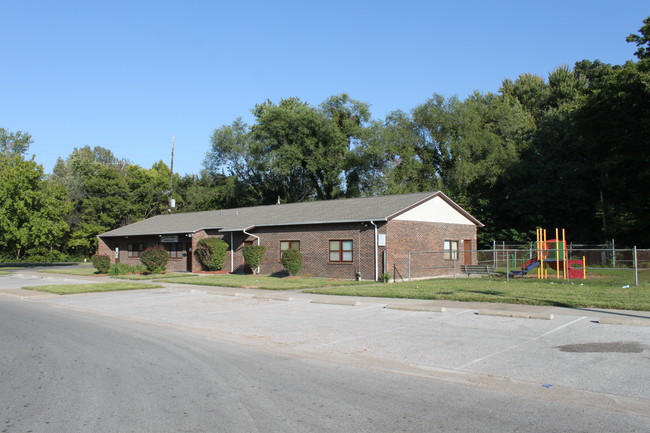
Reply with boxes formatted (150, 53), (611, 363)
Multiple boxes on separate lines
(140, 246), (169, 273)
(195, 238), (229, 271)
(109, 263), (146, 276)
(242, 244), (266, 274)
(91, 254), (111, 274)
(25, 248), (69, 262)
(380, 272), (391, 283)
(281, 249), (303, 276)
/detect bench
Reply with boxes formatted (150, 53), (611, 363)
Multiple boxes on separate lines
(461, 264), (495, 276)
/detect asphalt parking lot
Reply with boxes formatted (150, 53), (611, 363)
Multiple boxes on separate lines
(1, 271), (649, 414)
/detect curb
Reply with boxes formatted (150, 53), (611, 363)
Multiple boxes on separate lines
(386, 304), (447, 313)
(477, 309), (555, 320)
(311, 298), (364, 307)
(253, 294), (295, 302)
(597, 317), (650, 327)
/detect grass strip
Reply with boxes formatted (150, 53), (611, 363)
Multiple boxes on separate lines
(305, 278), (650, 311)
(160, 274), (369, 290)
(39, 268), (102, 276)
(112, 273), (196, 280)
(22, 282), (161, 295)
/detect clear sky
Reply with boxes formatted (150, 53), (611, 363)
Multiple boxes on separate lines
(2, 0), (647, 175)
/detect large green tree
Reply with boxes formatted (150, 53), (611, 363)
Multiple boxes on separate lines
(205, 94), (371, 204)
(51, 146), (131, 255)
(0, 154), (70, 259)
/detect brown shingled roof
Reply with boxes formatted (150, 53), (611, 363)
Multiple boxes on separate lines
(98, 191), (482, 238)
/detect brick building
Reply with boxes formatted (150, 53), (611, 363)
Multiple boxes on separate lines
(97, 191), (483, 280)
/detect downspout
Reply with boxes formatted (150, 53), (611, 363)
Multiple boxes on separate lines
(370, 221), (378, 281)
(230, 232), (234, 272)
(242, 227), (260, 273)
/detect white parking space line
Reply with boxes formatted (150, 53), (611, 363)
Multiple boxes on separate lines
(456, 316), (588, 370)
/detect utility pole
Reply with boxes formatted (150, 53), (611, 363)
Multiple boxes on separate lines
(168, 135), (175, 214)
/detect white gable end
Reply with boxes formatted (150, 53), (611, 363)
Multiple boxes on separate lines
(393, 196), (475, 225)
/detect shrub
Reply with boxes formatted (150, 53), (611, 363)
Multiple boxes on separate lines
(242, 244), (266, 274)
(140, 246), (169, 273)
(91, 254), (111, 274)
(109, 263), (146, 275)
(380, 272), (391, 283)
(25, 248), (69, 262)
(195, 238), (229, 271)
(281, 249), (303, 276)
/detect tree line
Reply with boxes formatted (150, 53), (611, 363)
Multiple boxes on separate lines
(1, 17), (648, 260)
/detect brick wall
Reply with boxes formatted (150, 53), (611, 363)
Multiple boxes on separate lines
(97, 219), (478, 280)
(96, 234), (194, 272)
(249, 223), (379, 280)
(385, 220), (477, 280)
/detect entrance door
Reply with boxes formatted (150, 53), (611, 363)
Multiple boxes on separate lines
(463, 239), (472, 265)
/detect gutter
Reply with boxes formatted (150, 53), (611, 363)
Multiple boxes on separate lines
(369, 221), (378, 281)
(230, 232), (234, 272)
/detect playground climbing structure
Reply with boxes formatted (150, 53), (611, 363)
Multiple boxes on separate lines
(509, 228), (586, 280)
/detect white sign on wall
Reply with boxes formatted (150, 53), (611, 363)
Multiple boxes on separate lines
(161, 235), (178, 243)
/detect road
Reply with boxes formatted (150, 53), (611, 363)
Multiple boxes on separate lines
(1, 297), (648, 433)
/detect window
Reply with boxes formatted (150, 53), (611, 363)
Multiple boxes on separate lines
(329, 240), (353, 263)
(280, 240), (300, 259)
(127, 243), (144, 258)
(443, 240), (458, 260)
(164, 243), (184, 259)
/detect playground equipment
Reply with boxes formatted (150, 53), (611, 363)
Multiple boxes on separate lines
(509, 228), (586, 280)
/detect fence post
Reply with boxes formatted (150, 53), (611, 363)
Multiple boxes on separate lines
(506, 249), (509, 282)
(408, 252), (411, 282)
(633, 246), (638, 287)
(612, 239), (616, 267)
(493, 240), (496, 269)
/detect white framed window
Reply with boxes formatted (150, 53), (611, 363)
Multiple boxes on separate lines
(443, 240), (458, 260)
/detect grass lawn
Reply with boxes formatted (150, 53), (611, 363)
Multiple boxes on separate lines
(0, 271), (10, 276)
(22, 282), (162, 295)
(304, 273), (650, 311)
(160, 274), (369, 290)
(39, 268), (103, 276)
(113, 273), (196, 280)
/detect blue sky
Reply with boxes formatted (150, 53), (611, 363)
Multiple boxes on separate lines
(2, 1), (647, 175)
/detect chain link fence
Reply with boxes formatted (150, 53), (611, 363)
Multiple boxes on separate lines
(391, 247), (648, 286)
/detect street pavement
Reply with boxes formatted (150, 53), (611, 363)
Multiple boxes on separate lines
(1, 269), (649, 417)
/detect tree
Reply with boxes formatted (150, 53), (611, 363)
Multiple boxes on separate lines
(626, 16), (650, 60)
(125, 161), (178, 223)
(0, 154), (70, 259)
(574, 61), (650, 244)
(51, 146), (131, 256)
(0, 128), (33, 156)
(205, 94), (371, 204)
(174, 170), (243, 212)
